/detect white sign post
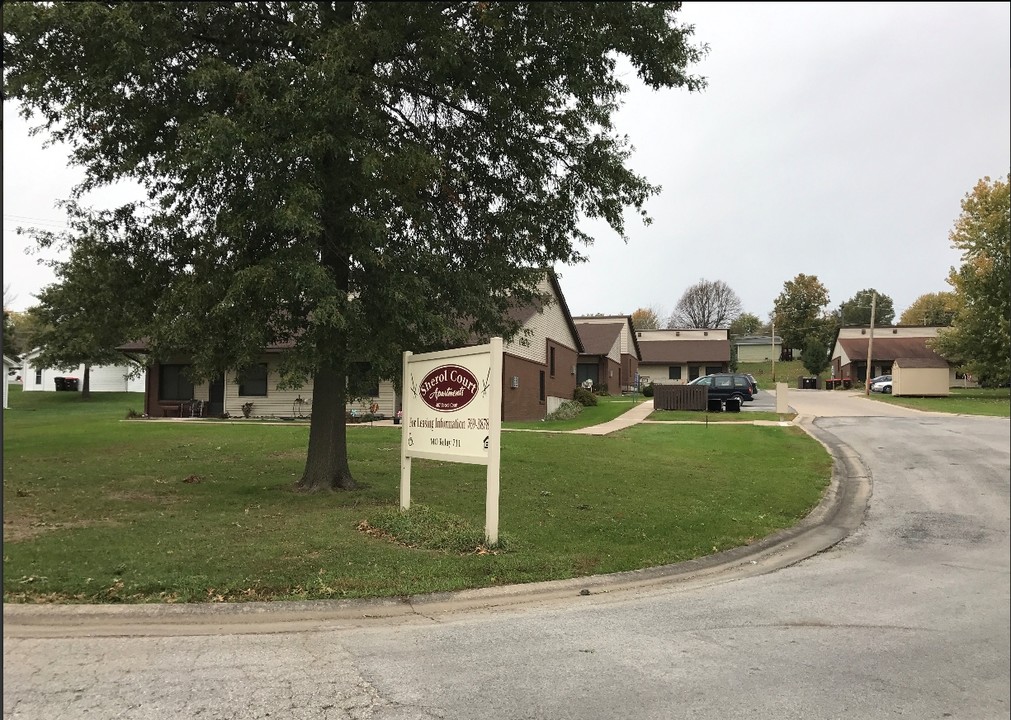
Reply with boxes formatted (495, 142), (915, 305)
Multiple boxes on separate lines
(400, 338), (504, 545)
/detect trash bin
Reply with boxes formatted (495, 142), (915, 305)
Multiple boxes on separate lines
(65, 377), (80, 391)
(54, 377), (67, 391)
(843, 379), (852, 389)
(726, 398), (741, 412)
(707, 397), (723, 412)
(825, 379), (837, 390)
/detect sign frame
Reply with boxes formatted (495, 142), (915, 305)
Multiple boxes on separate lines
(400, 337), (504, 544)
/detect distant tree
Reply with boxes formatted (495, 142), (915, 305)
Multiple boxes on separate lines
(801, 335), (831, 376)
(838, 289), (895, 327)
(668, 279), (742, 328)
(728, 312), (762, 338)
(933, 175), (1010, 384)
(899, 291), (959, 326)
(4, 2), (708, 492)
(25, 207), (166, 399)
(773, 274), (830, 352)
(7, 311), (49, 358)
(630, 307), (662, 331)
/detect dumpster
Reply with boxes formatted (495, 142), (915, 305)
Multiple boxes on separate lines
(707, 397), (723, 412)
(54, 377), (67, 391)
(726, 398), (741, 412)
(800, 376), (817, 389)
(65, 377), (80, 391)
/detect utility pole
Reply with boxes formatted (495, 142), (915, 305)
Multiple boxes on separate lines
(863, 292), (876, 395)
(771, 317), (776, 383)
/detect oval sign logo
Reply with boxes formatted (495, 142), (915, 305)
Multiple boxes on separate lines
(419, 364), (479, 412)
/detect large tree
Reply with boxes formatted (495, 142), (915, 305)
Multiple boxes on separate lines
(933, 175), (1010, 384)
(838, 288), (895, 327)
(668, 278), (742, 328)
(24, 206), (168, 399)
(4, 2), (707, 490)
(899, 291), (959, 326)
(772, 273), (830, 352)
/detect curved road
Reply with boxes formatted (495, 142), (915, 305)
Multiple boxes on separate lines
(4, 391), (1009, 719)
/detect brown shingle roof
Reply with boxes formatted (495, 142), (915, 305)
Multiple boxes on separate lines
(639, 339), (730, 364)
(894, 356), (949, 368)
(575, 322), (623, 356)
(838, 337), (946, 363)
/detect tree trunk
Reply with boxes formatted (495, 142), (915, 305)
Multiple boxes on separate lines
(82, 363), (91, 400)
(296, 364), (357, 492)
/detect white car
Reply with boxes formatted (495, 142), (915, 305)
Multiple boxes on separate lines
(870, 375), (892, 394)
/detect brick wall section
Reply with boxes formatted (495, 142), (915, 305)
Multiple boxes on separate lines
(502, 341), (578, 420)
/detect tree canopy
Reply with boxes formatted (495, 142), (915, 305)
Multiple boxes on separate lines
(933, 175), (1010, 384)
(24, 205), (167, 398)
(630, 306), (662, 331)
(772, 273), (830, 352)
(727, 312), (763, 338)
(668, 278), (741, 328)
(4, 2), (707, 490)
(838, 288), (894, 327)
(898, 291), (959, 326)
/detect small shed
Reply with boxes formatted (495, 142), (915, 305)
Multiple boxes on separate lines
(893, 357), (949, 397)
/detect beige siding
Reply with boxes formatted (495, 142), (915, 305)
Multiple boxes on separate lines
(737, 344), (780, 363)
(637, 328), (728, 342)
(21, 354), (144, 393)
(219, 358), (397, 418)
(506, 276), (580, 363)
(893, 366), (949, 396)
(638, 363), (688, 385)
(575, 316), (634, 355)
(837, 326), (944, 340)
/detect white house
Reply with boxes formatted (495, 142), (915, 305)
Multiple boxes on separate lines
(20, 348), (145, 393)
(3, 354), (16, 408)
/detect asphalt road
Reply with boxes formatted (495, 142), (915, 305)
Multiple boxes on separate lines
(4, 393), (1009, 720)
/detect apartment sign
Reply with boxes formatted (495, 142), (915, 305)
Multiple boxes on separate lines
(400, 338), (504, 544)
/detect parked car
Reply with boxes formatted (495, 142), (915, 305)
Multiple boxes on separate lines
(744, 373), (759, 394)
(871, 376), (893, 394)
(869, 374), (892, 394)
(688, 373), (755, 403)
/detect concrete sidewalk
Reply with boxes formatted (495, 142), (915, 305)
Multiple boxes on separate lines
(570, 398), (656, 435)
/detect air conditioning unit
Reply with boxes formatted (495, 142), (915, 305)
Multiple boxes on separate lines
(510, 376), (520, 388)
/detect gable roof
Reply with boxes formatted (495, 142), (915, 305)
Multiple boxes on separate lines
(575, 322), (624, 356)
(505, 270), (584, 353)
(639, 339), (731, 364)
(837, 336), (947, 364)
(572, 315), (641, 359)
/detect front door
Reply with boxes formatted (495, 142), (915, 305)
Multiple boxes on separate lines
(207, 373), (225, 417)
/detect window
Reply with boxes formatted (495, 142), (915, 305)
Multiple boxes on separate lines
(35, 368), (42, 385)
(539, 371), (546, 402)
(668, 366), (682, 380)
(238, 363), (268, 396)
(549, 347), (556, 377)
(705, 365), (723, 376)
(714, 376), (733, 389)
(159, 364), (194, 401)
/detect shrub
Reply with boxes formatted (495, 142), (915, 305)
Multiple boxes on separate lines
(573, 387), (598, 406)
(642, 383), (654, 397)
(546, 400), (584, 421)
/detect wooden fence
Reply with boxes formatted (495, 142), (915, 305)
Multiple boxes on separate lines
(653, 384), (707, 411)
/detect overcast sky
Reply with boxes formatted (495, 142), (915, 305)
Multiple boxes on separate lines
(4, 2), (1010, 324)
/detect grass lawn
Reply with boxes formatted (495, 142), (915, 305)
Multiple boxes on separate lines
(866, 387), (1010, 417)
(735, 359), (811, 389)
(503, 393), (646, 431)
(2, 385), (832, 604)
(647, 410), (797, 422)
